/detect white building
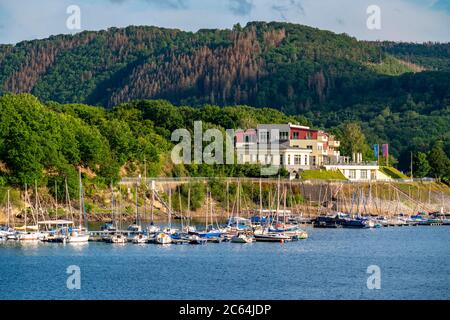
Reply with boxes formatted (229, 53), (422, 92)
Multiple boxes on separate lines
(324, 164), (392, 181)
(236, 141), (312, 172)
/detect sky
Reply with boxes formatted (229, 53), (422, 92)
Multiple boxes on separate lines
(0, 0), (449, 44)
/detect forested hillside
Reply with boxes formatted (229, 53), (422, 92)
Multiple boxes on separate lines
(0, 22), (449, 170)
(0, 94), (311, 192)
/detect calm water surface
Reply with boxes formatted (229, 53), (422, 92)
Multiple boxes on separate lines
(1, 226), (449, 300)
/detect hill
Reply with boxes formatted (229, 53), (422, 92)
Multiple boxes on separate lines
(0, 22), (449, 169)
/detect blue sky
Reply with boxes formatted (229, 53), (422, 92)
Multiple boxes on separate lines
(0, 0), (449, 44)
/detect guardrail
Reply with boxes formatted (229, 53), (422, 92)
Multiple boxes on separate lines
(120, 176), (436, 185)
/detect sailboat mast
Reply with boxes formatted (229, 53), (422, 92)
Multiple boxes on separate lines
(259, 178), (262, 218)
(34, 180), (39, 226)
(187, 186), (191, 225)
(24, 184), (28, 230)
(144, 158), (147, 222)
(276, 176), (280, 223)
(111, 182), (115, 228)
(150, 182), (155, 225)
(65, 177), (71, 221)
(205, 186), (209, 230)
(283, 184), (287, 224)
(168, 187), (172, 228)
(79, 168), (82, 230)
(135, 183), (139, 225)
(7, 189), (10, 228)
(55, 180), (58, 221)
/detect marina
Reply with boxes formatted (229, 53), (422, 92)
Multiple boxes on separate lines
(1, 225), (449, 300)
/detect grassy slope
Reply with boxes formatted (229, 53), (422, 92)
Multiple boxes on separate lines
(300, 169), (347, 180)
(380, 166), (409, 179)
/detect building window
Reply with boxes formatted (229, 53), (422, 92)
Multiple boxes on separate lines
(307, 145), (313, 150)
(349, 170), (356, 179)
(294, 155), (301, 165)
(287, 155), (291, 165)
(304, 155), (308, 165)
(360, 170), (367, 179)
(280, 131), (288, 140)
(306, 132), (312, 140)
(293, 132), (299, 140)
(280, 155), (284, 165)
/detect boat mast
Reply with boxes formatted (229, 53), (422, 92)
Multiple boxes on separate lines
(143, 157), (147, 222)
(150, 181), (155, 225)
(259, 178), (262, 219)
(34, 180), (39, 226)
(187, 186), (191, 227)
(111, 182), (115, 228)
(205, 186), (209, 230)
(168, 187), (172, 229)
(55, 180), (58, 221)
(65, 177), (72, 221)
(135, 183), (139, 226)
(283, 184), (287, 224)
(79, 168), (82, 230)
(24, 184), (28, 231)
(276, 176), (280, 223)
(7, 189), (10, 229)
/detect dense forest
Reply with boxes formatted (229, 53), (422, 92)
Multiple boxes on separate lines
(1, 94), (449, 198)
(0, 22), (449, 172)
(0, 94), (309, 194)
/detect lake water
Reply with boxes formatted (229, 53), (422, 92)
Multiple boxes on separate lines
(1, 226), (449, 300)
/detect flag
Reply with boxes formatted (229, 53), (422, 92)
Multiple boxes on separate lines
(373, 144), (379, 158)
(382, 144), (389, 159)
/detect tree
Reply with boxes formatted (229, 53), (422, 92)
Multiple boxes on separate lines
(413, 152), (431, 178)
(427, 142), (450, 180)
(337, 122), (371, 159)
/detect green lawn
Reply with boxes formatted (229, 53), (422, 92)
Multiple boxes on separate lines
(380, 166), (409, 179)
(300, 169), (347, 181)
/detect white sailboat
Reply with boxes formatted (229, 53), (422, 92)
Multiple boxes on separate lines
(155, 187), (175, 244)
(231, 233), (254, 243)
(109, 233), (127, 244)
(132, 233), (148, 244)
(67, 169), (89, 243)
(155, 232), (172, 244)
(0, 190), (15, 240)
(16, 184), (43, 241)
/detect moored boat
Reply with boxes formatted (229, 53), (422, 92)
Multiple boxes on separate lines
(132, 233), (148, 244)
(231, 233), (254, 243)
(155, 232), (172, 244)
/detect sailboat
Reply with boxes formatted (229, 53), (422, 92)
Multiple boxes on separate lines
(147, 181), (160, 234)
(268, 184), (308, 239)
(197, 189), (223, 239)
(109, 233), (127, 244)
(0, 190), (15, 240)
(16, 184), (43, 241)
(67, 169), (89, 243)
(253, 178), (291, 242)
(128, 183), (143, 234)
(132, 233), (148, 244)
(155, 187), (175, 244)
(231, 233), (254, 243)
(101, 183), (118, 232)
